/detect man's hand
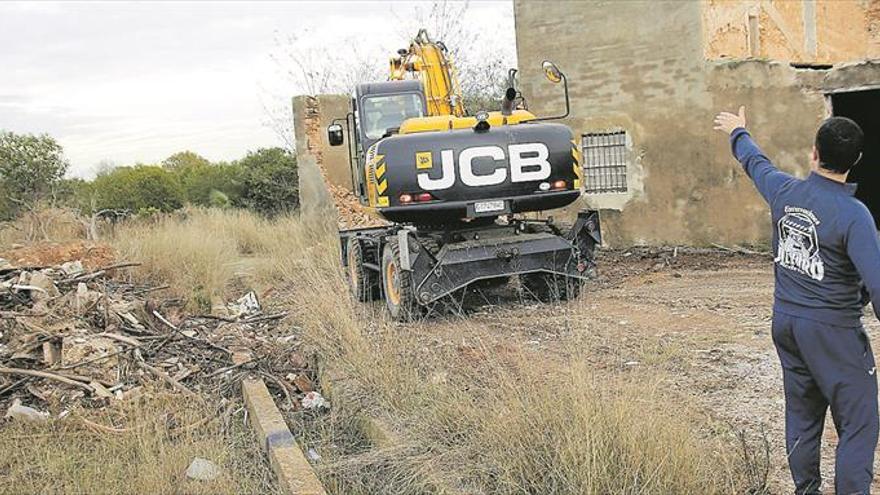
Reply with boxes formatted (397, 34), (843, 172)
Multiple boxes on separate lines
(714, 106), (746, 135)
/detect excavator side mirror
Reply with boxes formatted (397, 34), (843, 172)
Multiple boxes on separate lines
(532, 61), (570, 122)
(327, 124), (344, 146)
(542, 61), (564, 84)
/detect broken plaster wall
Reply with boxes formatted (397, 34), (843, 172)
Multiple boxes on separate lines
(514, 0), (827, 247)
(701, 0), (876, 64)
(292, 95), (351, 221)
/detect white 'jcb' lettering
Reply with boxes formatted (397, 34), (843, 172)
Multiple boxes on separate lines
(459, 146), (506, 187)
(417, 149), (456, 191)
(509, 143), (551, 182)
(415, 142), (552, 191)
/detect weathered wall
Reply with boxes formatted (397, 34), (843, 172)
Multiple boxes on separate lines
(292, 95), (350, 221)
(292, 95), (388, 229)
(822, 59), (880, 91)
(870, 0), (880, 58)
(701, 0), (875, 63)
(515, 0), (827, 246)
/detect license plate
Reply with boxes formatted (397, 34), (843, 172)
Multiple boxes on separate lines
(474, 200), (505, 213)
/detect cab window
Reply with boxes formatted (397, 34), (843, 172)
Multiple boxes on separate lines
(362, 93), (424, 140)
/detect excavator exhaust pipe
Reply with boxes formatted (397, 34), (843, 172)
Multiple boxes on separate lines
(501, 87), (517, 116)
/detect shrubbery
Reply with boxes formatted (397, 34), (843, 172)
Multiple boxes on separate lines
(0, 131), (69, 219)
(237, 148), (298, 217)
(0, 133), (300, 220)
(91, 166), (185, 214)
(83, 148), (297, 217)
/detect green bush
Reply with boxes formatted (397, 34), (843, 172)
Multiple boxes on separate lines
(178, 162), (243, 207)
(0, 131), (69, 219)
(161, 151), (210, 172)
(92, 165), (184, 214)
(236, 148), (298, 217)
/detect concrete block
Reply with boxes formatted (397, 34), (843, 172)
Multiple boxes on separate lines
(242, 378), (325, 495)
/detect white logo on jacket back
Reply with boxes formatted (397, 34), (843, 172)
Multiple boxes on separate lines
(775, 206), (824, 281)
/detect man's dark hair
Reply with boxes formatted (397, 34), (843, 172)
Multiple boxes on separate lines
(815, 117), (864, 173)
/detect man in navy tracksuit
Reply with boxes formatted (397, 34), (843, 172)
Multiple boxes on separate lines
(715, 107), (880, 494)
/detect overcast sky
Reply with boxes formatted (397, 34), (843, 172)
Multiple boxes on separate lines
(0, 1), (514, 178)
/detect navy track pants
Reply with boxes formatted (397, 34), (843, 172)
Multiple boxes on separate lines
(772, 311), (879, 494)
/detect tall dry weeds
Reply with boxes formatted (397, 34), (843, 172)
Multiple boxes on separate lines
(110, 208), (317, 308)
(0, 393), (279, 495)
(105, 208), (764, 493)
(281, 219), (757, 494)
(0, 207), (86, 247)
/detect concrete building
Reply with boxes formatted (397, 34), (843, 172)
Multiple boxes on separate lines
(514, 0), (880, 246)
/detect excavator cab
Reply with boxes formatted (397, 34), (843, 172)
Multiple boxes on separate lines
(362, 92), (423, 140)
(328, 79), (426, 203)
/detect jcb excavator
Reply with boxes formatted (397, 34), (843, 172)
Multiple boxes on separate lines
(326, 29), (601, 320)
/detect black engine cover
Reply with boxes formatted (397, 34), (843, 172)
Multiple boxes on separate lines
(372, 122), (580, 223)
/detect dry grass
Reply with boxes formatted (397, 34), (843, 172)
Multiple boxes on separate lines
(109, 208), (316, 309)
(0, 393), (280, 495)
(0, 208), (85, 248)
(91, 207), (766, 493)
(277, 218), (762, 494)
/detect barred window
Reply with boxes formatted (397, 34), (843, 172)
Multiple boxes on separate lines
(582, 131), (629, 194)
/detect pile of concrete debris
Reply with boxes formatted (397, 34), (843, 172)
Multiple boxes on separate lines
(0, 256), (325, 422)
(328, 183), (388, 229)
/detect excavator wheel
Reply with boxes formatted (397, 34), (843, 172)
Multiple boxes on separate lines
(520, 272), (582, 302)
(381, 238), (421, 321)
(346, 238), (379, 302)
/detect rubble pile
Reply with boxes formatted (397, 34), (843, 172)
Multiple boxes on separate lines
(0, 255), (321, 421)
(327, 183), (387, 230)
(1, 241), (114, 270)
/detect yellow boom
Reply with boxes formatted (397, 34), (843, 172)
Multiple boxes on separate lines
(389, 29), (466, 118)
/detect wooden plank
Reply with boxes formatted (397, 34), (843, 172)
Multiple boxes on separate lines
(242, 378), (326, 495)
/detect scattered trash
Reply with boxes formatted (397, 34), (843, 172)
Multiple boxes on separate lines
(0, 257), (14, 271)
(60, 260), (84, 277)
(5, 399), (49, 422)
(624, 361), (640, 367)
(25, 271), (60, 299)
(0, 254), (311, 417)
(301, 391), (329, 410)
(289, 374), (313, 393)
(228, 291), (261, 319)
(306, 447), (321, 462)
(185, 457), (222, 481)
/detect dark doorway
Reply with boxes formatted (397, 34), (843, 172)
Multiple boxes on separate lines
(831, 89), (880, 228)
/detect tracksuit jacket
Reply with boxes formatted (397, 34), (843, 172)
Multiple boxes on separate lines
(731, 127), (880, 494)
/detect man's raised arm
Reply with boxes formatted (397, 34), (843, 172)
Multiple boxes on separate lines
(714, 106), (795, 203)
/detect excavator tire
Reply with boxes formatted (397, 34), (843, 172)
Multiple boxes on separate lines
(346, 238), (378, 302)
(520, 272), (582, 302)
(381, 238), (420, 321)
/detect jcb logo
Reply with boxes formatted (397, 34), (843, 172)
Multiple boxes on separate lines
(415, 151), (433, 170)
(416, 143), (551, 191)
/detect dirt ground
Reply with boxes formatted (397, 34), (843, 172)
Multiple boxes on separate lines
(405, 247), (880, 493)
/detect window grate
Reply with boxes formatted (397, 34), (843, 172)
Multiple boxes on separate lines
(582, 131), (628, 194)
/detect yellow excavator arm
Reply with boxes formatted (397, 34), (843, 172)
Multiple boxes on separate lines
(389, 29), (466, 118)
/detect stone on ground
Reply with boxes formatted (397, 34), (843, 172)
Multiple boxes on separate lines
(185, 457), (221, 481)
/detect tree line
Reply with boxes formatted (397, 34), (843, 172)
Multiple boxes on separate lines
(0, 131), (298, 221)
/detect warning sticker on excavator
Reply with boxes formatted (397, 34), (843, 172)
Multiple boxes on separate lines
(415, 151), (433, 169)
